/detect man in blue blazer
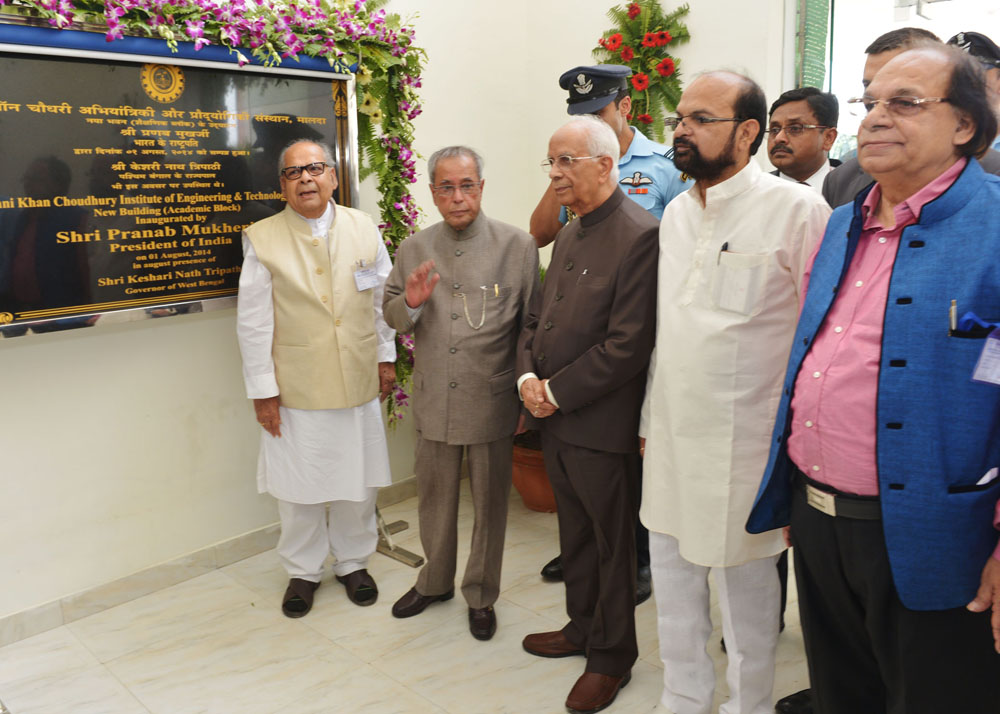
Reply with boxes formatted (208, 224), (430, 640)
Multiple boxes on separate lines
(747, 46), (1000, 713)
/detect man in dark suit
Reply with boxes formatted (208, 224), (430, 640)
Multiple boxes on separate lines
(517, 114), (658, 714)
(767, 87), (841, 186)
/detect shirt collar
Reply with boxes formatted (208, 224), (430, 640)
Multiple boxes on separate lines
(778, 159), (831, 189)
(621, 127), (660, 162)
(702, 159), (760, 204)
(440, 209), (487, 241)
(861, 157), (967, 231)
(580, 186), (626, 227)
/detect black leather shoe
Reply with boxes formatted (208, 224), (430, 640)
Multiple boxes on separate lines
(540, 554), (563, 581)
(468, 606), (496, 640)
(391, 586), (454, 618)
(635, 566), (652, 605)
(775, 688), (813, 714)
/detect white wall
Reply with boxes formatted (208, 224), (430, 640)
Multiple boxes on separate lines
(0, 0), (791, 620)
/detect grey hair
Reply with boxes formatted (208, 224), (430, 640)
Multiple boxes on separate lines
(565, 115), (620, 183)
(278, 139), (336, 176)
(427, 146), (484, 184)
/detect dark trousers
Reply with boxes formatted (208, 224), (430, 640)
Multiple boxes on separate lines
(541, 432), (639, 676)
(789, 483), (1000, 714)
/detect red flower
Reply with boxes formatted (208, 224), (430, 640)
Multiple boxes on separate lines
(657, 31), (673, 45)
(631, 73), (650, 91)
(637, 114), (653, 124)
(598, 36), (607, 48)
(627, 2), (641, 19)
(655, 57), (675, 77)
(620, 46), (634, 62)
(626, 113), (633, 121)
(605, 33), (623, 51)
(641, 32), (657, 48)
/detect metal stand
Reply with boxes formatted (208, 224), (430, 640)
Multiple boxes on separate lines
(375, 506), (424, 568)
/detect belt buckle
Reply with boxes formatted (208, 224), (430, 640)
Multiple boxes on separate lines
(805, 483), (837, 517)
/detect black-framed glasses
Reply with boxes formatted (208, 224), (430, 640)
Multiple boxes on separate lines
(847, 95), (950, 117)
(431, 181), (483, 197)
(665, 114), (744, 131)
(280, 161), (329, 180)
(765, 124), (831, 138)
(540, 155), (601, 173)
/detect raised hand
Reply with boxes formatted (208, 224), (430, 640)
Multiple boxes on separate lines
(405, 260), (440, 308)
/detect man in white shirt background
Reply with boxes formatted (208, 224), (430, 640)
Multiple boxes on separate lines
(236, 139), (396, 619)
(767, 87), (841, 188)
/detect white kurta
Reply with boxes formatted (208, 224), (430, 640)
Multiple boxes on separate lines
(236, 202), (395, 504)
(639, 161), (831, 567)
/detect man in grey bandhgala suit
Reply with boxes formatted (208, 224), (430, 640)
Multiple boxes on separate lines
(383, 145), (539, 640)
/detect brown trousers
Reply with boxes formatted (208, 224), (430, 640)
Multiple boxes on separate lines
(541, 432), (639, 677)
(414, 436), (513, 609)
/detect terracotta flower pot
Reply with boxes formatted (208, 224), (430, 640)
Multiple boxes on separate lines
(512, 444), (557, 513)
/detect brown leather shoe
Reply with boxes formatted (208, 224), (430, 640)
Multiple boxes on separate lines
(391, 586), (454, 618)
(335, 569), (378, 606)
(468, 606), (496, 640)
(281, 578), (320, 618)
(522, 630), (585, 658)
(565, 670), (631, 713)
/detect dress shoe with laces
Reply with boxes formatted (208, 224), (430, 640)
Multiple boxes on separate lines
(468, 606), (496, 640)
(775, 688), (813, 714)
(541, 554), (563, 581)
(522, 630), (585, 658)
(565, 670), (631, 713)
(391, 586), (454, 618)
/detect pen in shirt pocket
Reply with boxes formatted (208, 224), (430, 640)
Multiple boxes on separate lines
(717, 242), (729, 264)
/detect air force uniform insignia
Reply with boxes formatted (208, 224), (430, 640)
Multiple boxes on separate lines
(621, 172), (653, 187)
(574, 74), (593, 95)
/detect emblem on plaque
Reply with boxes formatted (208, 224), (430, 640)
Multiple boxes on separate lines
(140, 64), (186, 104)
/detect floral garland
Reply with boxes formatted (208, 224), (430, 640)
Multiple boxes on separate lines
(1, 0), (423, 424)
(593, 0), (690, 143)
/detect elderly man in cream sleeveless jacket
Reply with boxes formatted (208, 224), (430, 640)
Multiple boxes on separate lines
(236, 139), (397, 618)
(383, 146), (539, 641)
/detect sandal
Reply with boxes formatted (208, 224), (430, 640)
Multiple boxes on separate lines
(336, 569), (378, 606)
(281, 578), (320, 618)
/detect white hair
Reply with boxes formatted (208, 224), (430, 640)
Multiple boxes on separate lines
(563, 115), (620, 183)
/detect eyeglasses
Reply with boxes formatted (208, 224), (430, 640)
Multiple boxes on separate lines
(765, 124), (830, 138)
(540, 155), (600, 173)
(664, 115), (744, 131)
(280, 162), (329, 180)
(847, 95), (950, 117)
(431, 181), (483, 197)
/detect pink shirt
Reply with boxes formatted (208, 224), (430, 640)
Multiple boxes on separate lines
(788, 158), (968, 495)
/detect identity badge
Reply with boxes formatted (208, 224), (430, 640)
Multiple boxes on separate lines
(971, 328), (1000, 386)
(354, 264), (378, 291)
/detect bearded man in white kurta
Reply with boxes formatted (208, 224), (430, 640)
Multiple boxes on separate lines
(236, 140), (396, 618)
(639, 73), (830, 714)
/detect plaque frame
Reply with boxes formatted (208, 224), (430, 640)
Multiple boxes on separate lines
(0, 21), (361, 338)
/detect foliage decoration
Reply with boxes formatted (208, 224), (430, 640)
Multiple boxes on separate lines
(0, 0), (423, 425)
(593, 1), (690, 142)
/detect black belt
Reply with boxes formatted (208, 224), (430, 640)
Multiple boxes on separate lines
(795, 470), (882, 520)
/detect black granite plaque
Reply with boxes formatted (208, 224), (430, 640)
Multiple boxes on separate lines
(0, 49), (352, 333)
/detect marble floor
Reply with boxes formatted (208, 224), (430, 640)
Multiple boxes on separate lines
(0, 483), (809, 714)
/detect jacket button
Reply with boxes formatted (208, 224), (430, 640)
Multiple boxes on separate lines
(316, 267), (324, 275)
(451, 313), (459, 320)
(539, 353), (546, 362)
(555, 293), (564, 301)
(544, 321), (553, 330)
(449, 347), (457, 354)
(565, 261), (574, 271)
(453, 283), (461, 289)
(455, 249), (463, 257)
(802, 337), (808, 345)
(312, 239), (320, 246)
(335, 319), (341, 326)
(449, 381), (457, 388)
(321, 295), (329, 303)
(578, 229), (586, 239)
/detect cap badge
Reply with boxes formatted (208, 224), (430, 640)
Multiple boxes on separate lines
(574, 74), (593, 95)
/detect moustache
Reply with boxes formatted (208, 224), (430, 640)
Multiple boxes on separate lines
(769, 144), (792, 156)
(674, 137), (696, 151)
